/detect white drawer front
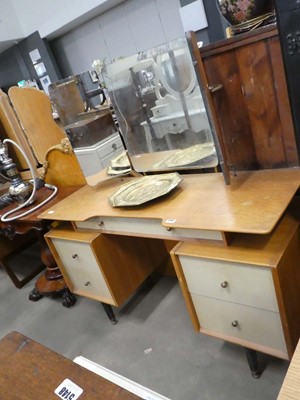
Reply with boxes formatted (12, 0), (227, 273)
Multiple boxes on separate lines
(74, 134), (124, 176)
(96, 134), (123, 159)
(179, 255), (278, 312)
(192, 294), (287, 354)
(75, 217), (223, 241)
(52, 238), (113, 301)
(101, 148), (123, 168)
(75, 148), (103, 176)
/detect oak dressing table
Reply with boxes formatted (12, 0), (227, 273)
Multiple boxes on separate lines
(39, 168), (300, 376)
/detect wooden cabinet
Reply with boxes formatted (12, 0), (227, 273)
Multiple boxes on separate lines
(171, 207), (300, 360)
(45, 225), (168, 307)
(199, 25), (299, 171)
(48, 232), (114, 303)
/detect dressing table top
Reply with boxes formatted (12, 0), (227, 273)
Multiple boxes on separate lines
(39, 169), (300, 235)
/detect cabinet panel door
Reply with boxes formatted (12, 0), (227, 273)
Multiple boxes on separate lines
(179, 255), (278, 312)
(192, 294), (287, 354)
(52, 238), (113, 301)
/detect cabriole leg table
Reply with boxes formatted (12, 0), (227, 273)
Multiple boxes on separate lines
(0, 186), (79, 306)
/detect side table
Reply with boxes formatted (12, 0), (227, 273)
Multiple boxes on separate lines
(0, 185), (80, 306)
(0, 331), (140, 399)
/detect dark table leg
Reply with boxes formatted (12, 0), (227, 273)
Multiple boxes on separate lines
(245, 348), (262, 378)
(101, 303), (117, 324)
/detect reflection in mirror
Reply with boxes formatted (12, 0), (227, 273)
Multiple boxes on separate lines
(102, 37), (218, 173)
(49, 71), (123, 178)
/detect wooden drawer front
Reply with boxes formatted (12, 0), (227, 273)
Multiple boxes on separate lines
(52, 238), (113, 301)
(192, 294), (287, 354)
(179, 255), (278, 312)
(75, 217), (223, 242)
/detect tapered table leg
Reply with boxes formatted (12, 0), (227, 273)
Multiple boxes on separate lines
(245, 348), (262, 378)
(101, 303), (117, 324)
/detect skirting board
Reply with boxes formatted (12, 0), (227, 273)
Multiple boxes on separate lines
(73, 356), (171, 400)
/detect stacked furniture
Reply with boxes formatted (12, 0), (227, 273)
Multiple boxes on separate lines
(0, 87), (85, 287)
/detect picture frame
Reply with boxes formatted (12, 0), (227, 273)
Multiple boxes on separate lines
(89, 70), (99, 83)
(40, 75), (51, 95)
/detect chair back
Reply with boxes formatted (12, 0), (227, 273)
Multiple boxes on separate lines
(9, 87), (66, 165)
(40, 138), (86, 186)
(48, 78), (86, 127)
(0, 89), (38, 171)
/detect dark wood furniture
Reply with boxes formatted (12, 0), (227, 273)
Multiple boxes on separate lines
(0, 232), (44, 288)
(0, 186), (79, 305)
(199, 25), (299, 171)
(0, 331), (140, 400)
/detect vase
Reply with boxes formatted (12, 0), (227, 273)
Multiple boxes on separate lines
(216, 0), (274, 26)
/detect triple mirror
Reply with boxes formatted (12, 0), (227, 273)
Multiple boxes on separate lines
(50, 37), (223, 183)
(102, 37), (219, 174)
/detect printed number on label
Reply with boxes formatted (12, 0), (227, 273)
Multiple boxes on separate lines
(54, 379), (83, 400)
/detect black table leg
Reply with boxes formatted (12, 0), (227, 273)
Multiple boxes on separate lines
(245, 348), (262, 378)
(101, 303), (117, 325)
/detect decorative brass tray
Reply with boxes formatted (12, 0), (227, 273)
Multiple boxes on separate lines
(109, 151), (130, 170)
(108, 173), (183, 207)
(107, 166), (132, 176)
(153, 143), (216, 169)
(107, 151), (132, 176)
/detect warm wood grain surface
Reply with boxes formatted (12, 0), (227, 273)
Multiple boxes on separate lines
(0, 331), (139, 399)
(172, 207), (299, 267)
(8, 87), (66, 165)
(278, 340), (300, 399)
(0, 89), (38, 171)
(172, 202), (300, 359)
(201, 25), (298, 171)
(39, 169), (300, 234)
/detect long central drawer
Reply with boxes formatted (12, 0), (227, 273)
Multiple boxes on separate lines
(75, 217), (223, 241)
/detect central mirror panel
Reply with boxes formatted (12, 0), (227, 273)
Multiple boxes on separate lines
(102, 37), (219, 173)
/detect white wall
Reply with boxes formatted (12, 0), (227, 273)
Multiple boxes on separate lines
(10, 0), (124, 38)
(0, 0), (23, 42)
(51, 0), (185, 77)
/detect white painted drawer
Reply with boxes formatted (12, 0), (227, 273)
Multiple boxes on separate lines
(74, 134), (124, 176)
(75, 217), (223, 242)
(52, 238), (113, 301)
(75, 147), (103, 176)
(96, 133), (123, 159)
(191, 294), (287, 354)
(179, 255), (278, 312)
(101, 149), (123, 168)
